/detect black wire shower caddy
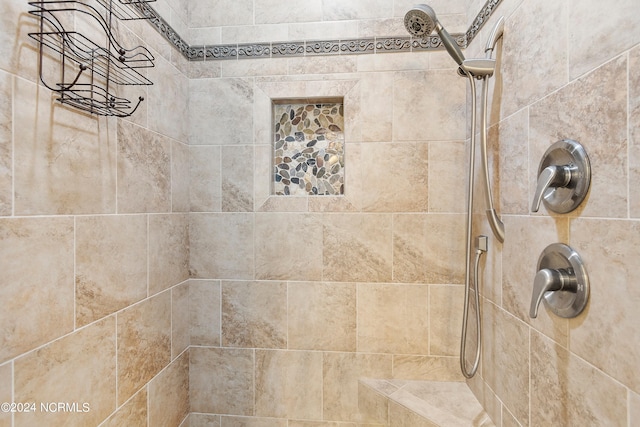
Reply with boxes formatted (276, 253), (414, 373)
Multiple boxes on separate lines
(28, 0), (156, 117)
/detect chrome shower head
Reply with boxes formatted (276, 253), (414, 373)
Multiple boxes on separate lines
(404, 4), (437, 38)
(404, 4), (465, 66)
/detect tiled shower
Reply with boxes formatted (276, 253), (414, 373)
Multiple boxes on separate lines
(0, 0), (639, 426)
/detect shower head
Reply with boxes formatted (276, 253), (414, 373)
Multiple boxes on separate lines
(404, 4), (466, 66)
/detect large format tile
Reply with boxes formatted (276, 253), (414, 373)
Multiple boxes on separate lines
(529, 55), (628, 219)
(190, 347), (254, 416)
(189, 280), (221, 346)
(357, 283), (429, 354)
(117, 120), (171, 213)
(0, 363), (11, 427)
(254, 213), (323, 281)
(0, 217), (74, 362)
(0, 71), (11, 216)
(76, 215), (147, 326)
(148, 351), (189, 427)
(630, 45), (640, 218)
(14, 317), (116, 427)
(13, 78), (116, 215)
(322, 213), (392, 282)
(189, 213), (254, 279)
(149, 213), (189, 295)
(347, 142), (428, 212)
(288, 281), (356, 351)
(322, 352), (392, 422)
(570, 219), (640, 393)
(117, 292), (172, 405)
(255, 350), (323, 419)
(100, 389), (147, 427)
(221, 281), (287, 348)
(393, 214), (465, 284)
(531, 331), (627, 426)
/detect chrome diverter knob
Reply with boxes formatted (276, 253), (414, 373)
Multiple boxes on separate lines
(529, 243), (589, 319)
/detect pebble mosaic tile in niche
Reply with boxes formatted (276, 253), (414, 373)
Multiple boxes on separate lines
(273, 102), (345, 196)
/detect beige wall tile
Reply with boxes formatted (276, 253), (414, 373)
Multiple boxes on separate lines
(190, 347), (254, 416)
(189, 213), (254, 279)
(531, 330), (627, 427)
(222, 281), (287, 348)
(569, 0), (640, 79)
(188, 78), (254, 146)
(189, 413), (221, 427)
(392, 355), (462, 382)
(0, 72), (11, 216)
(190, 145), (222, 212)
(222, 145), (253, 212)
(481, 301), (530, 425)
(393, 214), (466, 284)
(117, 292), (172, 405)
(189, 0), (253, 27)
(222, 416), (287, 427)
(76, 215), (148, 327)
(323, 213), (392, 282)
(101, 388), (147, 427)
(172, 141), (191, 212)
(429, 285), (463, 356)
(393, 70), (466, 142)
(493, 109), (530, 215)
(352, 73), (393, 142)
(500, 0), (568, 117)
(255, 350), (323, 419)
(255, 213), (323, 281)
(0, 217), (74, 362)
(501, 215), (569, 344)
(149, 351), (189, 427)
(358, 283), (429, 354)
(322, 352), (392, 422)
(288, 281), (356, 351)
(631, 390), (640, 427)
(13, 78), (117, 215)
(149, 213), (189, 295)
(428, 141), (466, 213)
(14, 317), (116, 427)
(630, 45), (640, 218)
(172, 282), (190, 358)
(529, 55), (628, 219)
(189, 280), (221, 346)
(254, 0), (322, 24)
(0, 363), (11, 427)
(147, 55), (189, 143)
(347, 142), (428, 212)
(117, 120), (172, 213)
(388, 401), (438, 427)
(570, 219), (640, 393)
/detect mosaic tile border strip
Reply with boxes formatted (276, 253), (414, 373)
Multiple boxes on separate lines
(142, 0), (502, 61)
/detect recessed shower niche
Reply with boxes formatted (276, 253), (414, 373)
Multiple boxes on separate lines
(272, 99), (345, 196)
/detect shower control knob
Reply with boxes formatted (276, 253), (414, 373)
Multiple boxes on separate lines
(529, 243), (589, 319)
(531, 164), (574, 212)
(531, 139), (590, 214)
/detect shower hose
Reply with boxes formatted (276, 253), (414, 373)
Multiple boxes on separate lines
(460, 72), (487, 379)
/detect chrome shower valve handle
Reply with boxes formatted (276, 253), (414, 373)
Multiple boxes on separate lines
(531, 164), (574, 212)
(531, 139), (591, 214)
(529, 243), (589, 319)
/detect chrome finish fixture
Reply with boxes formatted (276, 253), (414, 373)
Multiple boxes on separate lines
(530, 243), (589, 319)
(531, 139), (591, 214)
(404, 4), (466, 66)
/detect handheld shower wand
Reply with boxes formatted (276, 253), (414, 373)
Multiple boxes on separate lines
(404, 4), (465, 66)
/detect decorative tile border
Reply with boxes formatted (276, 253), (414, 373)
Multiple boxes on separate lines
(142, 0), (502, 61)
